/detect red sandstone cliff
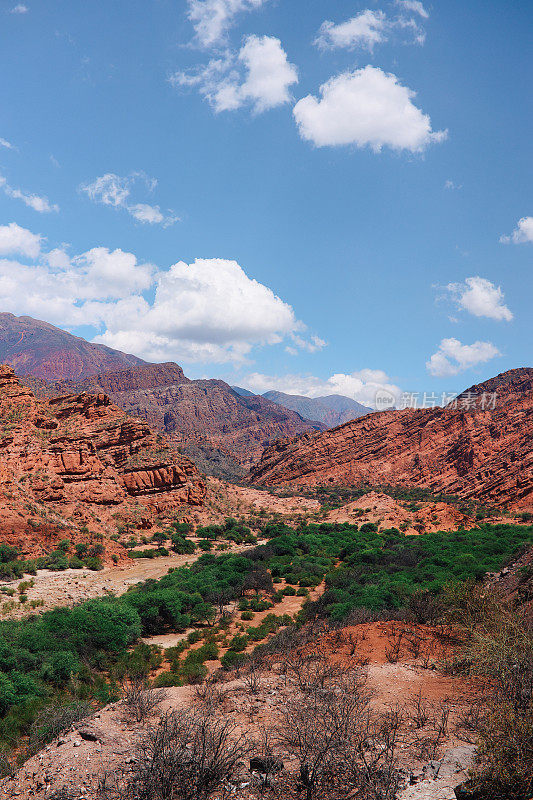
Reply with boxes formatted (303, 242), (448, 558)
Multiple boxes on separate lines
(45, 364), (325, 473)
(249, 369), (533, 510)
(0, 365), (205, 560)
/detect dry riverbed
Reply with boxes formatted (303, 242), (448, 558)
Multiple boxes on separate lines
(1, 545), (251, 618)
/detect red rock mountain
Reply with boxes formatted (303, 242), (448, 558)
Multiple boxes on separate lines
(250, 368), (533, 510)
(0, 313), (145, 380)
(45, 363), (325, 475)
(0, 365), (205, 561)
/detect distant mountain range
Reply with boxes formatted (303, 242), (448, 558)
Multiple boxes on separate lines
(0, 313), (145, 380)
(47, 365), (325, 477)
(232, 387), (372, 427)
(0, 315), (325, 479)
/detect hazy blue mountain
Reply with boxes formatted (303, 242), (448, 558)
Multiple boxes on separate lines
(261, 391), (372, 427)
(231, 385), (256, 397)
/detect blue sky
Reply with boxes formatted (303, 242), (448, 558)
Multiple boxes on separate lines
(0, 0), (531, 407)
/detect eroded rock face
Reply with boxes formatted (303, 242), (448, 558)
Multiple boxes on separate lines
(0, 365), (206, 559)
(250, 369), (533, 510)
(45, 365), (325, 471)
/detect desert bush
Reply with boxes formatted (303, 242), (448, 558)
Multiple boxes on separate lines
(29, 701), (92, 750)
(458, 599), (533, 799)
(121, 675), (165, 724)
(99, 710), (248, 800)
(278, 677), (399, 800)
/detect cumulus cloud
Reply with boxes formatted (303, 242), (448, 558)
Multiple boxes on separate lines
(0, 177), (58, 213)
(187, 0), (268, 47)
(10, 4), (28, 13)
(395, 0), (428, 18)
(293, 66), (447, 152)
(171, 35), (298, 114)
(94, 258), (304, 362)
(80, 173), (178, 226)
(500, 216), (533, 244)
(445, 276), (513, 322)
(426, 338), (500, 378)
(316, 10), (388, 51)
(315, 7), (426, 51)
(240, 368), (401, 409)
(0, 138), (15, 150)
(0, 222), (41, 259)
(0, 229), (319, 364)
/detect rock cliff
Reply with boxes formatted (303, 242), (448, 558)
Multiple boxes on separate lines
(45, 364), (325, 474)
(0, 365), (205, 560)
(250, 368), (533, 510)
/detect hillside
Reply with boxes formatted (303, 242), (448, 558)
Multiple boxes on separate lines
(250, 368), (533, 509)
(0, 313), (146, 380)
(262, 390), (372, 426)
(0, 364), (205, 561)
(45, 364), (326, 475)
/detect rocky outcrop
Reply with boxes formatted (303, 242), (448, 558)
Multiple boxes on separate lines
(250, 369), (533, 510)
(45, 365), (325, 474)
(0, 365), (205, 560)
(0, 312), (145, 380)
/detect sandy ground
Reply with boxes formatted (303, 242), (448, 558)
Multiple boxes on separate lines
(193, 477), (320, 525)
(1, 545), (252, 618)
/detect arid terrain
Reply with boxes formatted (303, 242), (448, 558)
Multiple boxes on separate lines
(0, 360), (531, 800)
(250, 368), (533, 510)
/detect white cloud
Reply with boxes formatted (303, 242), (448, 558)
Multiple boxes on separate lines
(240, 368), (401, 409)
(0, 138), (15, 150)
(500, 216), (533, 244)
(316, 10), (387, 51)
(445, 276), (513, 322)
(94, 258), (303, 362)
(0, 177), (59, 213)
(395, 0), (428, 18)
(426, 338), (500, 378)
(0, 230), (318, 364)
(10, 4), (28, 13)
(293, 66), (447, 152)
(287, 334), (326, 355)
(444, 179), (462, 190)
(315, 6), (427, 51)
(187, 0), (267, 47)
(171, 35), (298, 114)
(80, 173), (178, 226)
(0, 222), (41, 259)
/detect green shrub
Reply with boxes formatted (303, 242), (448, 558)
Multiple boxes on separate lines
(220, 650), (247, 671)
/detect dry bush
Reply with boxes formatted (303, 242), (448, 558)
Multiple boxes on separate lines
(454, 698), (487, 744)
(457, 599), (533, 799)
(250, 728), (283, 789)
(29, 701), (92, 750)
(243, 663), (262, 694)
(121, 675), (165, 724)
(384, 626), (404, 663)
(278, 674), (400, 800)
(280, 644), (361, 695)
(410, 689), (430, 729)
(193, 678), (228, 711)
(402, 626), (424, 659)
(100, 710), (249, 800)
